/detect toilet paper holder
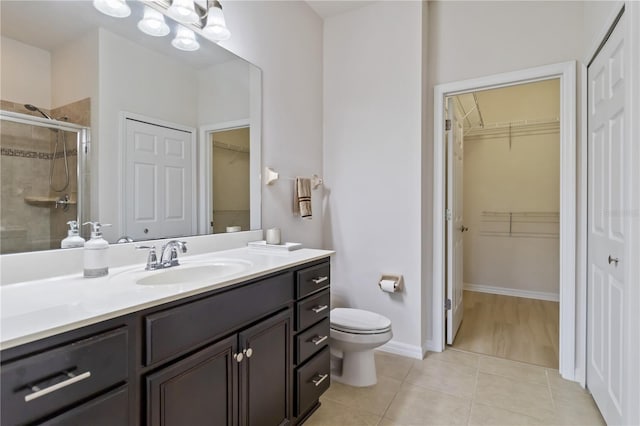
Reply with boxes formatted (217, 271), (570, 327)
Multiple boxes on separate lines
(378, 274), (403, 293)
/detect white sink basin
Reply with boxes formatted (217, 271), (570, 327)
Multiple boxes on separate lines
(136, 259), (252, 286)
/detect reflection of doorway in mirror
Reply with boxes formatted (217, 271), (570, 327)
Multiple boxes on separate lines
(210, 127), (250, 233)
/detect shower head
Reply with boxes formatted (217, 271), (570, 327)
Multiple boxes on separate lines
(24, 104), (52, 120)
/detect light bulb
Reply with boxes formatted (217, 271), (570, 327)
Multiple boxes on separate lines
(167, 0), (199, 24)
(93, 0), (131, 18)
(203, 5), (230, 41)
(172, 27), (200, 51)
(138, 7), (170, 37)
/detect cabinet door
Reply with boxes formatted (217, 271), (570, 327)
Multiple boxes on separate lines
(146, 335), (238, 426)
(239, 309), (292, 426)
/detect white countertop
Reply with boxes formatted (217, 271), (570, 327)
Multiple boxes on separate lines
(0, 247), (333, 351)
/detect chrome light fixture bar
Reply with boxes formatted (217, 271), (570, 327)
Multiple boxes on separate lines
(93, 0), (231, 52)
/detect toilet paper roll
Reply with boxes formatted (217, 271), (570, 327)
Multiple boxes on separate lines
(379, 279), (397, 293)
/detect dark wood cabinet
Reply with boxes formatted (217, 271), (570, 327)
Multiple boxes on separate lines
(239, 309), (292, 426)
(1, 257), (330, 426)
(292, 263), (331, 424)
(146, 310), (292, 426)
(146, 335), (238, 426)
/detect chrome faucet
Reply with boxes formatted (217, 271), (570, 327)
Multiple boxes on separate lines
(136, 240), (187, 271)
(159, 240), (188, 268)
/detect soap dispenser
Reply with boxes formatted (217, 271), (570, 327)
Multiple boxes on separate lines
(61, 220), (85, 248)
(83, 222), (111, 278)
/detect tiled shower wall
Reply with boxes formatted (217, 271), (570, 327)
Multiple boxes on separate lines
(0, 98), (89, 253)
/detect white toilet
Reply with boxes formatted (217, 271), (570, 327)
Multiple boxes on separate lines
(329, 308), (393, 387)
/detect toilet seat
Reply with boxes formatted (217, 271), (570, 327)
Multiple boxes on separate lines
(330, 308), (392, 335)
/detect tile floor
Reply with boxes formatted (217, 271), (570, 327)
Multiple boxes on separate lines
(306, 349), (605, 426)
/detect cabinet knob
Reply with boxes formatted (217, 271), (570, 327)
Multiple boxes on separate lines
(243, 348), (253, 358)
(233, 352), (244, 363)
(608, 255), (619, 266)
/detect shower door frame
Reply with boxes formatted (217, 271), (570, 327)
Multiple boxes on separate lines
(0, 110), (91, 243)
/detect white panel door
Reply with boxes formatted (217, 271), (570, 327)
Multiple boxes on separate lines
(587, 13), (626, 426)
(447, 98), (465, 345)
(125, 119), (194, 240)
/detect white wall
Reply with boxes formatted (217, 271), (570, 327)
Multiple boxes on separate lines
(1, 36), (51, 109)
(583, 1), (625, 61)
(463, 131), (560, 296)
(323, 2), (424, 355)
(426, 1), (585, 351)
(218, 1), (324, 248)
(97, 29), (199, 241)
(197, 59), (250, 125)
(51, 31), (98, 109)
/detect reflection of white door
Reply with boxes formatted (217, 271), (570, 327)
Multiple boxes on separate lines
(124, 118), (195, 241)
(587, 13), (626, 426)
(446, 98), (465, 345)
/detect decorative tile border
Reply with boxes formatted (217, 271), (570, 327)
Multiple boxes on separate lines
(0, 147), (78, 159)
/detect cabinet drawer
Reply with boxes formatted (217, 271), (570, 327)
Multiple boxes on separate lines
(295, 318), (329, 364)
(41, 386), (129, 426)
(296, 290), (330, 332)
(1, 328), (128, 426)
(145, 272), (293, 366)
(295, 346), (330, 416)
(296, 262), (330, 299)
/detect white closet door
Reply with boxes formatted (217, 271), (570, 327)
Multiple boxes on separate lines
(446, 98), (465, 345)
(587, 13), (626, 426)
(124, 119), (194, 241)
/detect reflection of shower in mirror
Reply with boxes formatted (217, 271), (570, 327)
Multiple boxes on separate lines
(24, 104), (70, 192)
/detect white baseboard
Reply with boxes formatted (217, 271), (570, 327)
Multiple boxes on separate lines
(422, 338), (440, 356)
(464, 283), (559, 302)
(377, 340), (423, 359)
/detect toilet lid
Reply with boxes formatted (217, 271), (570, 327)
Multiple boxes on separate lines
(331, 308), (392, 333)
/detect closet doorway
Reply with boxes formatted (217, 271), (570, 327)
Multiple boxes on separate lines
(432, 61), (577, 381)
(445, 80), (561, 369)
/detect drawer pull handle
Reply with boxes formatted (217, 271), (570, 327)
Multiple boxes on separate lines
(312, 373), (329, 387)
(311, 305), (328, 314)
(311, 335), (328, 345)
(311, 276), (329, 284)
(25, 371), (91, 402)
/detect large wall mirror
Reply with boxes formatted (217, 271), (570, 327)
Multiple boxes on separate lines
(0, 0), (262, 254)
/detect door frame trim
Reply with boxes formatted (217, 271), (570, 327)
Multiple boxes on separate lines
(432, 61), (577, 380)
(198, 119), (251, 235)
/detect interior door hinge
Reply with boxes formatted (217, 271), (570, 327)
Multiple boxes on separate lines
(446, 209), (452, 221)
(445, 119), (452, 131)
(445, 299), (452, 310)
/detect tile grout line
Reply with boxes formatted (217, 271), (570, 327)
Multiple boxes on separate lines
(466, 360), (481, 425)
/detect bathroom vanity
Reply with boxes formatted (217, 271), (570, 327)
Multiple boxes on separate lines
(0, 248), (332, 425)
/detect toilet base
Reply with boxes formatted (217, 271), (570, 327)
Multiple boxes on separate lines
(330, 350), (378, 387)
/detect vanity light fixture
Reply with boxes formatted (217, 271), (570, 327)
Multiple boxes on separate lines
(167, 0), (199, 25)
(202, 0), (230, 41)
(93, 0), (131, 18)
(138, 7), (171, 37)
(171, 27), (200, 51)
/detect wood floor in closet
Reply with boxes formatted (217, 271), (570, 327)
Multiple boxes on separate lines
(451, 290), (559, 369)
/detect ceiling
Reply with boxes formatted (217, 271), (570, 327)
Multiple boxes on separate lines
(306, 1), (377, 18)
(453, 79), (560, 132)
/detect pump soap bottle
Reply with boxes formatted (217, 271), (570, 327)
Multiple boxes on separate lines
(83, 222), (111, 278)
(61, 220), (85, 248)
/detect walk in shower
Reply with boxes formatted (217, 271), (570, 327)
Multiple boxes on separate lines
(0, 108), (89, 254)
